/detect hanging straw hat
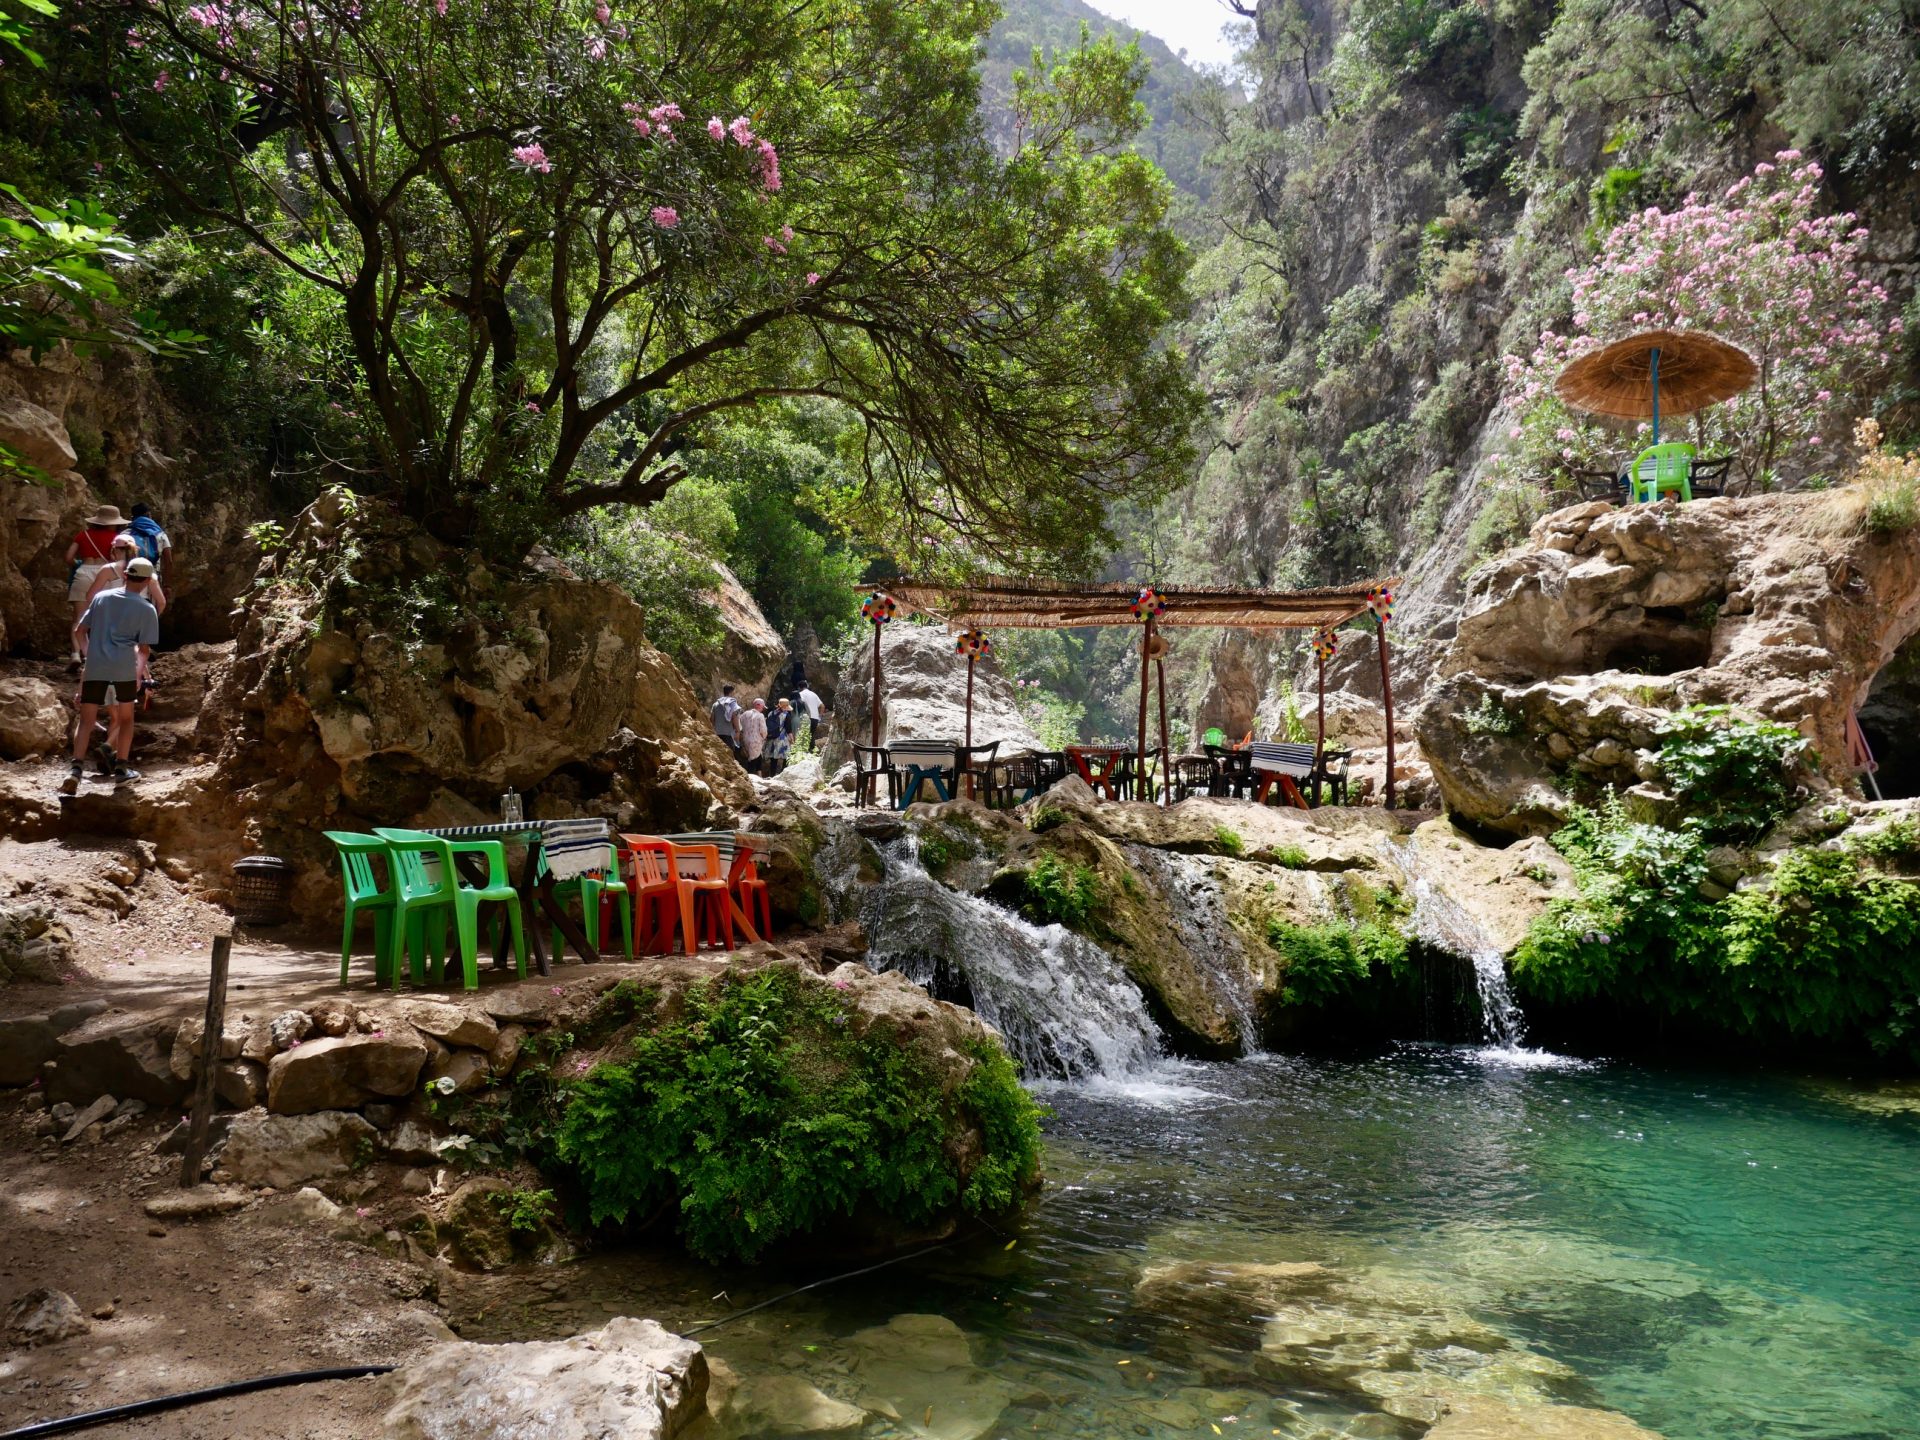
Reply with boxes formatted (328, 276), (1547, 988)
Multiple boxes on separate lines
(85, 504), (129, 528)
(1554, 329), (1757, 420)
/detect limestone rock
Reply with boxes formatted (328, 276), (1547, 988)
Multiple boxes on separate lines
(269, 1009), (313, 1051)
(385, 1119), (441, 1164)
(679, 559), (791, 706)
(0, 1015), (61, 1086)
(266, 1030), (428, 1114)
(0, 902), (75, 987)
(46, 1016), (187, 1107)
(405, 1001), (498, 1050)
(169, 1015), (249, 1080)
(5, 1287), (90, 1347)
(142, 1185), (254, 1219)
(215, 1060), (266, 1109)
(1426, 1398), (1664, 1438)
(425, 1048), (489, 1095)
(0, 396), (76, 473)
(842, 1314), (1011, 1440)
(442, 1177), (520, 1271)
(1420, 492), (1920, 834)
(219, 1109), (380, 1187)
(710, 1366), (866, 1437)
(61, 1093), (118, 1142)
(0, 677), (68, 760)
(379, 1318), (706, 1440)
(825, 621), (1043, 774)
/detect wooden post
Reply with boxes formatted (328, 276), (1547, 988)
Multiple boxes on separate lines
(869, 620), (882, 750)
(964, 652), (975, 800)
(1375, 614), (1395, 810)
(1135, 614), (1152, 794)
(1314, 648), (1327, 793)
(178, 933), (232, 1188)
(1155, 651), (1171, 807)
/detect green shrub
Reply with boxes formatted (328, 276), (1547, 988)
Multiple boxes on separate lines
(1655, 705), (1807, 841)
(1020, 853), (1104, 931)
(554, 969), (1040, 1263)
(1854, 817), (1920, 864)
(1269, 845), (1312, 870)
(1513, 797), (1920, 1061)
(1461, 694), (1523, 736)
(491, 1187), (557, 1235)
(1028, 806), (1070, 834)
(1266, 917), (1411, 1008)
(1212, 825), (1245, 857)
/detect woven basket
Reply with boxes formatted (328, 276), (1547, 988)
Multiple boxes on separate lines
(231, 856), (293, 927)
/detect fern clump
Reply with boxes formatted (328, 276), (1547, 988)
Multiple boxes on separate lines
(554, 967), (1041, 1263)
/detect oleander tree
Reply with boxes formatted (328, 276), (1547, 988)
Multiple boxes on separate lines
(72, 0), (1200, 564)
(1496, 152), (1899, 489)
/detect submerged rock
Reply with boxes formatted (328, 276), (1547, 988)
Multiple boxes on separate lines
(842, 1313), (1012, 1440)
(1426, 1397), (1664, 1438)
(379, 1317), (707, 1440)
(703, 1360), (866, 1437)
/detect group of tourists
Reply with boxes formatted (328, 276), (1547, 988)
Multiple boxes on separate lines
(709, 675), (826, 777)
(58, 503), (175, 793)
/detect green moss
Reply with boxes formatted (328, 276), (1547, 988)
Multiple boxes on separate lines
(1028, 805), (1070, 834)
(1019, 853), (1105, 931)
(1269, 844), (1312, 870)
(553, 969), (1038, 1263)
(1212, 825), (1245, 857)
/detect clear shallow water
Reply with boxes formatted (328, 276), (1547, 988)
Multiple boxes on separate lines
(473, 1048), (1920, 1439)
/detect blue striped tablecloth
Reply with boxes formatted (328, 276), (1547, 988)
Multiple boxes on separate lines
(1248, 741), (1318, 779)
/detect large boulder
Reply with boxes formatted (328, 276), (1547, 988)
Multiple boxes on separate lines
(266, 1030), (429, 1114)
(1419, 494), (1920, 834)
(218, 1109), (380, 1187)
(0, 396), (77, 474)
(827, 620), (1043, 770)
(678, 560), (790, 705)
(0, 677), (67, 759)
(196, 491), (752, 923)
(379, 1318), (707, 1440)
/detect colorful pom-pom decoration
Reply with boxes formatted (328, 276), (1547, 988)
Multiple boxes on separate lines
(860, 591), (897, 625)
(1130, 585), (1167, 620)
(955, 629), (992, 659)
(1365, 585), (1393, 624)
(1311, 628), (1340, 661)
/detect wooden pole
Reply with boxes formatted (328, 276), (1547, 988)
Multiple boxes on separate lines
(1135, 615), (1152, 795)
(869, 620), (882, 749)
(964, 652), (975, 800)
(1155, 652), (1171, 808)
(1315, 648), (1327, 783)
(1376, 614), (1395, 810)
(178, 933), (231, 1188)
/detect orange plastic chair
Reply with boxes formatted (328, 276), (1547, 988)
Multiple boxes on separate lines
(621, 835), (732, 956)
(730, 846), (773, 940)
(673, 843), (736, 952)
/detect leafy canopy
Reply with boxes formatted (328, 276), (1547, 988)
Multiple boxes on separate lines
(80, 0), (1200, 560)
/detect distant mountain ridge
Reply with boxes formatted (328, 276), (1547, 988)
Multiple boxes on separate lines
(982, 0), (1225, 198)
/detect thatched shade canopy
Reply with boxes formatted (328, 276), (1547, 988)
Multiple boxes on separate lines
(1554, 329), (1757, 421)
(877, 576), (1396, 631)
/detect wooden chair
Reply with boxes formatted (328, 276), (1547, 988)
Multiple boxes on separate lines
(852, 744), (898, 809)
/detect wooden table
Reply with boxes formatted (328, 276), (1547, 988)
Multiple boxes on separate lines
(1066, 745), (1131, 800)
(424, 822), (601, 976)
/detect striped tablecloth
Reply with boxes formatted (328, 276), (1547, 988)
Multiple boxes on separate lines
(424, 819), (613, 881)
(1248, 741), (1318, 779)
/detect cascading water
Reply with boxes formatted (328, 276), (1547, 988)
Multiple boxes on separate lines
(860, 840), (1165, 1080)
(1123, 845), (1262, 1051)
(1383, 841), (1535, 1053)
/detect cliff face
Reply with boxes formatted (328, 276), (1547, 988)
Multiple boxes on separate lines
(1146, 0), (1920, 736)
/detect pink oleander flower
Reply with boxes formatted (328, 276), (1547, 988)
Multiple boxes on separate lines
(524, 400), (541, 413)
(648, 102), (682, 123)
(763, 235), (786, 254)
(729, 114), (754, 147)
(153, 69), (168, 90)
(708, 116), (725, 142)
(805, 272), (820, 285)
(435, 0), (447, 13)
(650, 205), (679, 228)
(550, 986), (564, 995)
(593, 0), (608, 18)
(585, 34), (606, 58)
(510, 143), (552, 173)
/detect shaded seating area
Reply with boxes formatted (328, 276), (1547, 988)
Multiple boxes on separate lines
(856, 573), (1403, 809)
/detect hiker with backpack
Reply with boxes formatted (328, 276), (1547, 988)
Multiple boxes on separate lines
(62, 558), (160, 792)
(126, 503), (172, 590)
(84, 532), (169, 617)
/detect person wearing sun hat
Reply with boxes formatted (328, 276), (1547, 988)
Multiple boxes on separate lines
(62, 504), (130, 668)
(62, 556), (159, 793)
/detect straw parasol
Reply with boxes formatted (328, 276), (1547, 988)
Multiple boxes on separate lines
(1555, 329), (1757, 441)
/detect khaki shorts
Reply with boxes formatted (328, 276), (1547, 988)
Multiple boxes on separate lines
(69, 562), (105, 602)
(79, 679), (135, 707)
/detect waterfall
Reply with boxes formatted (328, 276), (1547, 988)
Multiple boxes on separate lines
(1123, 845), (1262, 1052)
(859, 841), (1165, 1080)
(1383, 841), (1531, 1051)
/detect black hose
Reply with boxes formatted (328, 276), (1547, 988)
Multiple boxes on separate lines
(0, 1365), (396, 1439)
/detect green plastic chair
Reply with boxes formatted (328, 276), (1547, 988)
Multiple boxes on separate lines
(1203, 726), (1226, 749)
(373, 828), (527, 991)
(538, 839), (633, 962)
(1628, 442), (1696, 504)
(326, 831), (395, 987)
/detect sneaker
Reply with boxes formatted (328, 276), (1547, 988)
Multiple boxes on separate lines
(110, 765), (141, 785)
(58, 763), (81, 796)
